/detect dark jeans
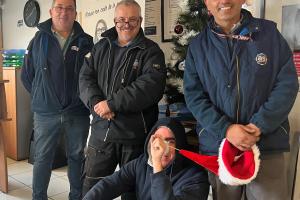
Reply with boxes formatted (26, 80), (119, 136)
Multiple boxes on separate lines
(32, 113), (89, 200)
(82, 140), (144, 200)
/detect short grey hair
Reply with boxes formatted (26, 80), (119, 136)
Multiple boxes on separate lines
(115, 0), (141, 17)
(52, 0), (76, 9)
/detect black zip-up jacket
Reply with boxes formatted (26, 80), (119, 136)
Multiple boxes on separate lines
(79, 27), (166, 144)
(21, 19), (93, 115)
(83, 118), (209, 200)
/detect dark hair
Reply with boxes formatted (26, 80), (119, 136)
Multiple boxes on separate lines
(52, 0), (76, 9)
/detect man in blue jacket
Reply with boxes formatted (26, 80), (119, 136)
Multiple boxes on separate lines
(184, 0), (299, 199)
(21, 0), (93, 199)
(83, 118), (209, 200)
(79, 0), (166, 199)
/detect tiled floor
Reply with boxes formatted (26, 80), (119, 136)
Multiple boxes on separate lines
(0, 158), (71, 200)
(0, 158), (122, 200)
(1, 158), (211, 200)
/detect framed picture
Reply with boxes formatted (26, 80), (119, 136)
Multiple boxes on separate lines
(161, 0), (181, 42)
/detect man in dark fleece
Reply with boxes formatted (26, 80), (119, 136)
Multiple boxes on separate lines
(83, 118), (209, 200)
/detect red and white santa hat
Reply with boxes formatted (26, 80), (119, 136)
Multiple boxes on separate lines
(218, 139), (260, 185)
(179, 139), (260, 186)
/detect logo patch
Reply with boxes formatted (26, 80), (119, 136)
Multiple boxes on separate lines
(153, 64), (161, 70)
(255, 53), (268, 66)
(71, 46), (79, 51)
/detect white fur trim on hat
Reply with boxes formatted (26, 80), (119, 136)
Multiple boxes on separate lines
(218, 139), (260, 186)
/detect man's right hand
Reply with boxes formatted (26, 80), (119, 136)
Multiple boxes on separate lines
(226, 124), (259, 151)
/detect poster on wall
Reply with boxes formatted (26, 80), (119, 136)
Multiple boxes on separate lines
(81, 0), (145, 44)
(161, 0), (181, 42)
(82, 1), (117, 43)
(145, 0), (159, 36)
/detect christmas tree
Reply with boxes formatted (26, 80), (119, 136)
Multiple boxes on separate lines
(165, 0), (208, 105)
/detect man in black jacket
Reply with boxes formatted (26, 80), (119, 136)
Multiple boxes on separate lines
(79, 0), (166, 199)
(21, 0), (93, 199)
(83, 118), (209, 200)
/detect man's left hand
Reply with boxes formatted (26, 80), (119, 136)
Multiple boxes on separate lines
(94, 100), (112, 118)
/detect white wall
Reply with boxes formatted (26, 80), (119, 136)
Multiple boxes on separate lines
(1, 0), (173, 62)
(265, 0), (300, 31)
(2, 0), (53, 49)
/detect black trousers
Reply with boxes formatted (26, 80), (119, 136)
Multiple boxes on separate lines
(82, 139), (144, 200)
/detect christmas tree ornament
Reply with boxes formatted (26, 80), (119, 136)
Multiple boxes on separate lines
(178, 60), (185, 71)
(174, 24), (184, 35)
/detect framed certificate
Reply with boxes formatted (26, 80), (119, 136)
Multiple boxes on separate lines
(161, 0), (181, 42)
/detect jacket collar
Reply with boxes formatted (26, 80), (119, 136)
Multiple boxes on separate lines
(101, 27), (146, 49)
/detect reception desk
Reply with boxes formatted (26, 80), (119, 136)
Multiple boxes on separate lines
(0, 80), (8, 193)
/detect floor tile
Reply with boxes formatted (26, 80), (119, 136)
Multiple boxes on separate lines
(47, 177), (70, 197)
(50, 191), (68, 200)
(7, 177), (27, 192)
(60, 176), (69, 181)
(7, 162), (33, 176)
(52, 166), (67, 177)
(0, 187), (32, 200)
(6, 158), (17, 165)
(10, 171), (33, 186)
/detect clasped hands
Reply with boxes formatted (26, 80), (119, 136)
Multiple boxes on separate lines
(226, 123), (261, 151)
(94, 100), (115, 120)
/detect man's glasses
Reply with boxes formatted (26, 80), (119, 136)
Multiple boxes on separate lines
(53, 6), (75, 13)
(114, 17), (140, 28)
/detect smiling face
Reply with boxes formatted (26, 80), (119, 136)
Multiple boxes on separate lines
(50, 0), (77, 33)
(114, 4), (142, 46)
(204, 0), (245, 32)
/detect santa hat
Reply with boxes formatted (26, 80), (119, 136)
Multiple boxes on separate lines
(178, 139), (260, 186)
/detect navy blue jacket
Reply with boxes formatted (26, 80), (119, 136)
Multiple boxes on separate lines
(83, 118), (209, 200)
(184, 10), (299, 155)
(21, 19), (93, 115)
(79, 27), (166, 145)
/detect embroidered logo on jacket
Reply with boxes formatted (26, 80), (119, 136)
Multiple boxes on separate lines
(153, 64), (161, 70)
(71, 46), (79, 51)
(255, 53), (268, 66)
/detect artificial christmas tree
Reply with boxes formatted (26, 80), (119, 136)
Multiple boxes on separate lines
(165, 0), (208, 105)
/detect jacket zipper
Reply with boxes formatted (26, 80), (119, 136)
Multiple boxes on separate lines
(110, 48), (134, 92)
(105, 39), (112, 95)
(280, 125), (288, 135)
(198, 128), (205, 137)
(102, 38), (145, 141)
(103, 119), (111, 142)
(141, 112), (147, 134)
(235, 56), (240, 123)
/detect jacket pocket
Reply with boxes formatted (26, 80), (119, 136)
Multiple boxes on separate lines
(110, 112), (146, 141)
(257, 120), (290, 152)
(197, 125), (221, 155)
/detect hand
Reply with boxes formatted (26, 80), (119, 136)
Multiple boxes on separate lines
(150, 135), (168, 173)
(246, 123), (261, 138)
(94, 100), (112, 118)
(226, 124), (259, 151)
(101, 112), (115, 120)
